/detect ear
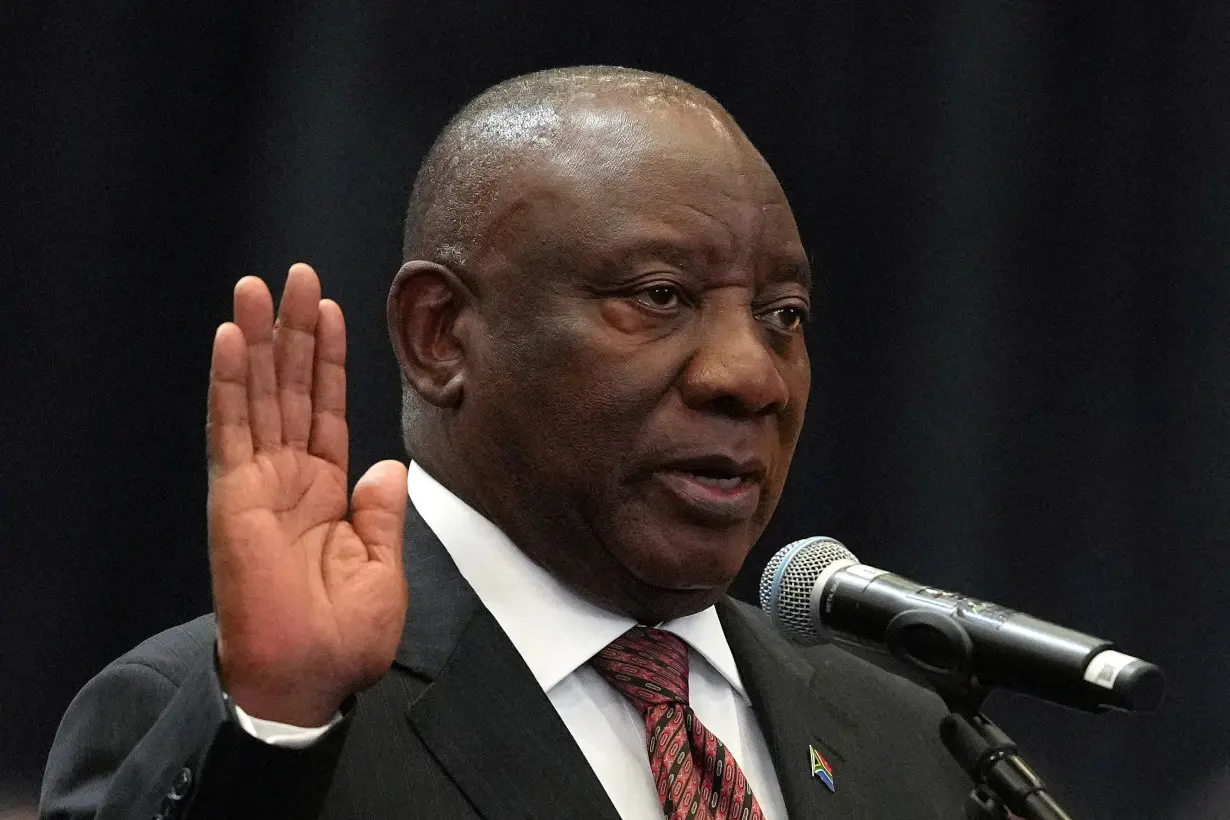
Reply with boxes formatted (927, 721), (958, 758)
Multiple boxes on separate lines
(386, 260), (474, 408)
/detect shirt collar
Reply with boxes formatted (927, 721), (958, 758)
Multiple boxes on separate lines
(406, 461), (749, 702)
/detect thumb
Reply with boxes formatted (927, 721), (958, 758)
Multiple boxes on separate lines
(350, 459), (409, 570)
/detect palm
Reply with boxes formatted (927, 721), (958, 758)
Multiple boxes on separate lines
(207, 265), (407, 725)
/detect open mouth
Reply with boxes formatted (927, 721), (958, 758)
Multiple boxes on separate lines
(653, 459), (764, 524)
(681, 470), (749, 490)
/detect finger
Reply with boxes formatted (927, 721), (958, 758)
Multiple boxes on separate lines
(274, 263), (323, 449)
(207, 323), (253, 470)
(232, 276), (280, 450)
(308, 298), (348, 474)
(350, 460), (409, 570)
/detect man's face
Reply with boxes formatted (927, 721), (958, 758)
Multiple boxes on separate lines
(457, 101), (811, 620)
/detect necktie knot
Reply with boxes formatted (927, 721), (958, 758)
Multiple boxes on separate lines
(588, 626), (690, 713)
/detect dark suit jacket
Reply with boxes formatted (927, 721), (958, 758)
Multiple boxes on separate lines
(41, 502), (972, 820)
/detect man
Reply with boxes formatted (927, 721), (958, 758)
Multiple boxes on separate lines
(41, 67), (972, 819)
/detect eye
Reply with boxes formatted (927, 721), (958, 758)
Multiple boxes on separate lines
(633, 284), (683, 310)
(761, 304), (809, 332)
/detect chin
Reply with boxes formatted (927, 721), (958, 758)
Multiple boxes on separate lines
(599, 581), (725, 625)
(619, 531), (750, 593)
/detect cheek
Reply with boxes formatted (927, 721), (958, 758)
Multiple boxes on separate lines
(498, 307), (679, 420)
(473, 324), (649, 473)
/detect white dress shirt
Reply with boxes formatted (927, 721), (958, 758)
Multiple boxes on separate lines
(236, 460), (788, 820)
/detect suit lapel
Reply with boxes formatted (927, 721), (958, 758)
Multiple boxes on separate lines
(391, 498), (483, 677)
(392, 501), (621, 820)
(404, 605), (623, 820)
(718, 600), (871, 820)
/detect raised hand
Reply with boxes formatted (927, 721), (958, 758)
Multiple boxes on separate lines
(206, 263), (408, 726)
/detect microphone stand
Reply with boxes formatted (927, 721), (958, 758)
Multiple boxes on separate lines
(879, 610), (1076, 820)
(939, 705), (1073, 820)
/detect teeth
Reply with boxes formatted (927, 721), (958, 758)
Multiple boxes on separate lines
(691, 473), (743, 489)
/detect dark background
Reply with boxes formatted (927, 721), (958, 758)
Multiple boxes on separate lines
(3, 2), (1227, 818)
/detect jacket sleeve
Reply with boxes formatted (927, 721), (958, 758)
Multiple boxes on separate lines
(40, 624), (350, 820)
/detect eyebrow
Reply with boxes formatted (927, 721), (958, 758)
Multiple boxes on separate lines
(774, 259), (813, 293)
(615, 238), (703, 270)
(612, 238), (814, 291)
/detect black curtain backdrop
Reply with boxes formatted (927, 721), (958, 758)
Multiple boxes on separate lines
(4, 3), (1227, 818)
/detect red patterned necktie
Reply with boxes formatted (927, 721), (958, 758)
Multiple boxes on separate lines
(589, 626), (765, 820)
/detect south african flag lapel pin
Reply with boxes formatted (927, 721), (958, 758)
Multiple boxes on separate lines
(809, 745), (835, 792)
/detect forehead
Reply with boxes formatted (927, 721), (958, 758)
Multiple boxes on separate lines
(493, 99), (803, 268)
(557, 100), (783, 203)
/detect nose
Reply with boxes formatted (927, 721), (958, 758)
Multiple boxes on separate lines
(678, 302), (792, 418)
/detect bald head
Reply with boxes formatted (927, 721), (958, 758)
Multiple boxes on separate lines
(402, 66), (743, 269)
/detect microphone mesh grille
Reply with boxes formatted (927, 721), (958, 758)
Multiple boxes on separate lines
(759, 537), (857, 644)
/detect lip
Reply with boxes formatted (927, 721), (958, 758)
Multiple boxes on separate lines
(657, 453), (767, 481)
(653, 468), (763, 525)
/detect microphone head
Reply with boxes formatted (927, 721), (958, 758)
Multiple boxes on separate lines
(760, 536), (857, 644)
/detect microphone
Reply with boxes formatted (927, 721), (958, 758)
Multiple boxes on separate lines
(759, 536), (1164, 713)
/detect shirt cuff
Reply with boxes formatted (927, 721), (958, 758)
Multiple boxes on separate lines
(231, 700), (343, 749)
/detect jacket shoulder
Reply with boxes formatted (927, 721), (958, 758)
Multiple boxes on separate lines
(40, 615), (222, 818)
(109, 613), (217, 684)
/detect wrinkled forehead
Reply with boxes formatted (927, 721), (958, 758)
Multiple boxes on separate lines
(556, 103), (791, 227)
(489, 100), (793, 240)
(547, 96), (769, 193)
(460, 94), (801, 285)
